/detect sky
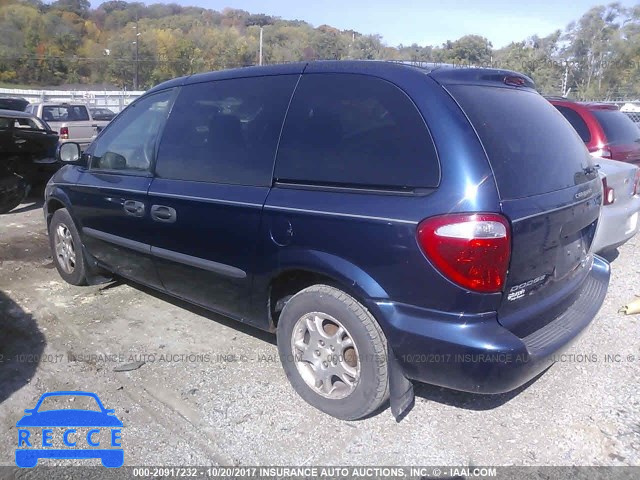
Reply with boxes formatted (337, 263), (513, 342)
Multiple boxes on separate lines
(92, 0), (639, 48)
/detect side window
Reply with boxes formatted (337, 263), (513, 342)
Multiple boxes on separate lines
(275, 73), (439, 189)
(155, 75), (298, 186)
(91, 90), (173, 173)
(14, 117), (45, 131)
(555, 105), (591, 143)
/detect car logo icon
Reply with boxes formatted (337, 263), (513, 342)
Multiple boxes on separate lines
(15, 391), (123, 468)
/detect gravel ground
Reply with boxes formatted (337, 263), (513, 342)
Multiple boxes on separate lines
(0, 197), (639, 467)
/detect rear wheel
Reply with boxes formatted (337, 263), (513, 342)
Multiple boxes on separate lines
(49, 208), (88, 286)
(277, 284), (389, 420)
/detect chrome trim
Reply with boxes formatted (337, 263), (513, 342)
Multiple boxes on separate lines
(264, 205), (418, 225)
(149, 191), (263, 208)
(510, 196), (600, 223)
(51, 182), (148, 195)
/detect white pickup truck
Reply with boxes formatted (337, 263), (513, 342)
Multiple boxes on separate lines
(25, 103), (111, 150)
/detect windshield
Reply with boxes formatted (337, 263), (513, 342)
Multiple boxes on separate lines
(37, 395), (101, 412)
(448, 85), (596, 200)
(592, 109), (640, 145)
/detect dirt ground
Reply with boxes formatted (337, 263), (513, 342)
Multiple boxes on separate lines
(0, 196), (639, 467)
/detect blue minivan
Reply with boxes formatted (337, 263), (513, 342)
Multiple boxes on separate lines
(45, 61), (610, 420)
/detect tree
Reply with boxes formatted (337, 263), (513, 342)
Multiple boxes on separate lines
(51, 0), (90, 18)
(440, 35), (493, 65)
(562, 3), (624, 98)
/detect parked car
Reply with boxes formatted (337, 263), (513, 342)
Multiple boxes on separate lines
(25, 103), (109, 150)
(0, 97), (29, 111)
(89, 107), (117, 122)
(45, 62), (610, 420)
(549, 97), (640, 166)
(0, 109), (59, 213)
(592, 157), (640, 253)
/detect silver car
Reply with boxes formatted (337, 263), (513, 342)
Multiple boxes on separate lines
(592, 157), (640, 253)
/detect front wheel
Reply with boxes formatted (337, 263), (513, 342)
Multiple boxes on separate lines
(276, 284), (389, 420)
(48, 208), (88, 286)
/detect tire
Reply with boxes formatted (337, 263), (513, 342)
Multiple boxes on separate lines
(48, 208), (88, 286)
(0, 176), (28, 214)
(277, 284), (389, 420)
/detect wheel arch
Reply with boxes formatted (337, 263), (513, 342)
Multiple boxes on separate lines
(266, 249), (390, 330)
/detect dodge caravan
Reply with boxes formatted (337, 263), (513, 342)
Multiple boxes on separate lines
(45, 62), (610, 420)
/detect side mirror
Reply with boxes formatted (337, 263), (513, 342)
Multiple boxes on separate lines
(57, 142), (83, 165)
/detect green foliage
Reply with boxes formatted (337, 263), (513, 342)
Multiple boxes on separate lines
(0, 0), (638, 98)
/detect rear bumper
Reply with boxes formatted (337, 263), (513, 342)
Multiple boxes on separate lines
(592, 195), (640, 253)
(377, 256), (610, 394)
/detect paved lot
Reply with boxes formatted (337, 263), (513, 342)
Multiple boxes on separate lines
(0, 198), (639, 467)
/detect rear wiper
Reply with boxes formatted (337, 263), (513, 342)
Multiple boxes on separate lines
(583, 166), (598, 175)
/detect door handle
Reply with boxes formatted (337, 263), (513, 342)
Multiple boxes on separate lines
(151, 205), (176, 223)
(123, 200), (145, 217)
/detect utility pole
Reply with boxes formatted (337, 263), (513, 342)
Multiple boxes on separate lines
(133, 17), (140, 90)
(259, 27), (263, 66)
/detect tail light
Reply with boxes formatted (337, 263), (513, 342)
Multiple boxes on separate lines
(59, 127), (69, 140)
(633, 169), (640, 196)
(590, 147), (612, 159)
(602, 177), (615, 205)
(417, 213), (511, 293)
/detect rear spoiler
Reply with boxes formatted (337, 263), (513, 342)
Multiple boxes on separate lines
(429, 68), (536, 90)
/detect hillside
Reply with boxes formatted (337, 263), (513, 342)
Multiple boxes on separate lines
(1, 1), (639, 99)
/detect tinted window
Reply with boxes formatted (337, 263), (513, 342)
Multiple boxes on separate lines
(91, 90), (173, 172)
(555, 105), (591, 143)
(449, 86), (594, 200)
(156, 75), (298, 186)
(42, 105), (89, 122)
(592, 109), (640, 145)
(275, 73), (439, 189)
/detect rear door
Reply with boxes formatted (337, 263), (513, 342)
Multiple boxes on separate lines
(148, 75), (299, 322)
(443, 82), (601, 337)
(69, 89), (175, 289)
(11, 116), (58, 159)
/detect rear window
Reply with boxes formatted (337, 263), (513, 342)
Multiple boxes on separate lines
(42, 105), (89, 122)
(275, 73), (439, 190)
(555, 105), (591, 143)
(592, 109), (640, 145)
(449, 86), (594, 200)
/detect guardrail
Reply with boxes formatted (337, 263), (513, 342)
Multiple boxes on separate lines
(0, 88), (145, 113)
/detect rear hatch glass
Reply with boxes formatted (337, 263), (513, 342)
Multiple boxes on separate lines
(592, 109), (640, 145)
(445, 84), (601, 336)
(447, 85), (595, 200)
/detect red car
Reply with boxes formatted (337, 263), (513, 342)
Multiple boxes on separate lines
(549, 97), (640, 166)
